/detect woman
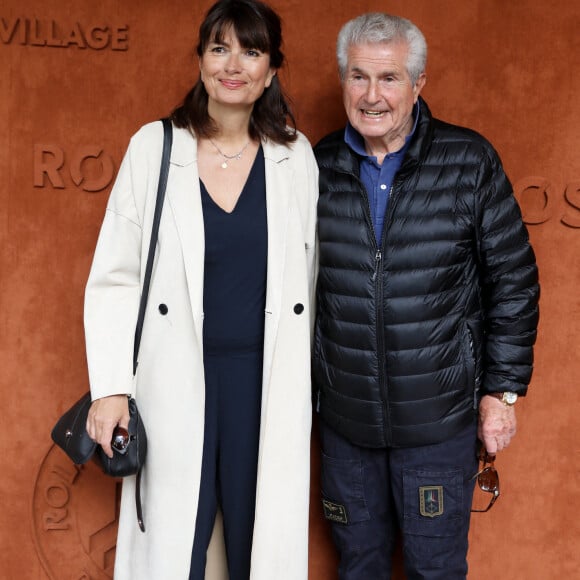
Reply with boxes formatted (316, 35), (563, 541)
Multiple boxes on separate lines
(84, 1), (318, 578)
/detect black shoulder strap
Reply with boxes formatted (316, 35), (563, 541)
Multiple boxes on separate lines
(133, 118), (173, 374)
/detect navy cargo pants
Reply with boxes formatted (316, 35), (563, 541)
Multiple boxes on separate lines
(319, 419), (479, 580)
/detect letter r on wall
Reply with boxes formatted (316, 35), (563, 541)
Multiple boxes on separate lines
(34, 144), (65, 188)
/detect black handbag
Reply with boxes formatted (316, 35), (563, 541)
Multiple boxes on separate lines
(51, 391), (147, 476)
(51, 117), (173, 532)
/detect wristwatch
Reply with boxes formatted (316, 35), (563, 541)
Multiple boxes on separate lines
(489, 392), (518, 406)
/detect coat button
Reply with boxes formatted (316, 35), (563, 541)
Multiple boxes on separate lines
(293, 303), (304, 315)
(159, 304), (168, 315)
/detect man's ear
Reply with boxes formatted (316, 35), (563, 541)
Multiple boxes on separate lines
(413, 72), (427, 101)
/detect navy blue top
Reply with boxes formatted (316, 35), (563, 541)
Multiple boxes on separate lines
(201, 146), (267, 354)
(344, 102), (419, 243)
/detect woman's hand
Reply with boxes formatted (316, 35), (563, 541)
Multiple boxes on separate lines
(86, 394), (130, 458)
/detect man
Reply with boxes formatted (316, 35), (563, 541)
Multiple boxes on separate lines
(313, 12), (539, 580)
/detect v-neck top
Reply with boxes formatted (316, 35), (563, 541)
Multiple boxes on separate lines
(200, 146), (267, 354)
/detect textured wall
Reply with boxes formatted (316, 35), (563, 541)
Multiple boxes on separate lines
(1, 1), (578, 578)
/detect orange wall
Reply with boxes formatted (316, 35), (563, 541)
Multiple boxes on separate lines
(1, 1), (579, 578)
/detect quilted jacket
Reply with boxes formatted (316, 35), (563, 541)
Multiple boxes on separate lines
(313, 97), (539, 448)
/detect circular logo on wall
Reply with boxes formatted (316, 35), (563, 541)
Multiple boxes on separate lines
(32, 444), (121, 579)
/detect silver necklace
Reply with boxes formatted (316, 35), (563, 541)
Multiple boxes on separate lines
(209, 138), (250, 169)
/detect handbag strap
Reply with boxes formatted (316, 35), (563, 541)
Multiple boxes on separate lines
(132, 117), (173, 533)
(133, 117), (173, 374)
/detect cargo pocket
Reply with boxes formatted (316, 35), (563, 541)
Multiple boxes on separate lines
(320, 453), (370, 526)
(402, 468), (463, 537)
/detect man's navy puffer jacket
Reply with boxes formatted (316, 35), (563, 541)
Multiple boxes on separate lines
(313, 98), (539, 449)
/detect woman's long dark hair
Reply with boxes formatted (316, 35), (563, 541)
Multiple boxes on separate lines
(171, 0), (297, 144)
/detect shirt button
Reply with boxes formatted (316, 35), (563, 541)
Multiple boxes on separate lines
(380, 184), (387, 190)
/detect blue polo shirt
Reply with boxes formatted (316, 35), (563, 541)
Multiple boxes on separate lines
(344, 102), (419, 243)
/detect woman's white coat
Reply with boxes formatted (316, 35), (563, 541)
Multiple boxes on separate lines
(84, 121), (318, 579)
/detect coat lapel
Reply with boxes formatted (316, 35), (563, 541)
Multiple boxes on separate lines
(262, 140), (292, 389)
(165, 126), (205, 347)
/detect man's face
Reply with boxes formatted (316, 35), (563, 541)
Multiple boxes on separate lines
(342, 40), (426, 154)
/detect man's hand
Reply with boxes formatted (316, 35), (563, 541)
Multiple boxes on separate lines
(86, 394), (130, 458)
(478, 395), (517, 454)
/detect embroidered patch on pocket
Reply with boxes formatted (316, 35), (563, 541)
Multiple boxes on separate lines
(419, 485), (444, 517)
(322, 499), (348, 524)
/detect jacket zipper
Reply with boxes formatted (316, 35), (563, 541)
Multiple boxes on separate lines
(467, 327), (480, 409)
(337, 164), (395, 446)
(373, 247), (390, 445)
(378, 185), (395, 446)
